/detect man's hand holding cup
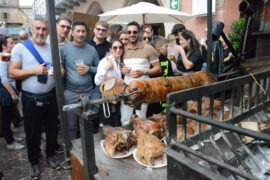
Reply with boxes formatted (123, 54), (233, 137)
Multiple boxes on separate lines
(34, 63), (48, 76)
(75, 59), (89, 75)
(130, 69), (145, 78)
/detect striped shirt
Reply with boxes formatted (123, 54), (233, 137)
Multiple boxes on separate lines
(123, 42), (158, 84)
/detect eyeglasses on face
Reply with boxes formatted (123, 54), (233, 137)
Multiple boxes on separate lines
(127, 30), (138, 35)
(60, 25), (71, 30)
(96, 28), (107, 32)
(112, 46), (123, 50)
(143, 37), (152, 41)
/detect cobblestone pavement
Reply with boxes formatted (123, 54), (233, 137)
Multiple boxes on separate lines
(0, 125), (71, 180)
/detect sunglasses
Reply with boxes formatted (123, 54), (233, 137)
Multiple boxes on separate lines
(112, 46), (123, 50)
(60, 25), (71, 30)
(96, 28), (107, 33)
(143, 37), (152, 41)
(127, 30), (138, 35)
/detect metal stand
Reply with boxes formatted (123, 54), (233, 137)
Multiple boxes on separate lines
(78, 97), (98, 180)
(46, 0), (72, 164)
(63, 90), (138, 179)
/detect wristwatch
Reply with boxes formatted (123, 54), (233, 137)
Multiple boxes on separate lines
(144, 71), (149, 76)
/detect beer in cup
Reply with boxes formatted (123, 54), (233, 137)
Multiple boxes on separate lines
(130, 65), (149, 78)
(47, 63), (54, 76)
(1, 52), (11, 62)
(168, 50), (175, 61)
(75, 59), (84, 75)
(130, 68), (137, 78)
(169, 54), (175, 61)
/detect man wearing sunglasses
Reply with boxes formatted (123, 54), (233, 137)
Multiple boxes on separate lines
(120, 21), (162, 126)
(85, 21), (110, 60)
(85, 21), (111, 132)
(56, 16), (71, 47)
(142, 31), (152, 45)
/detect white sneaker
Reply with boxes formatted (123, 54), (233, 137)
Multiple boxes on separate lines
(7, 142), (24, 150)
(14, 136), (23, 142)
(41, 132), (46, 140)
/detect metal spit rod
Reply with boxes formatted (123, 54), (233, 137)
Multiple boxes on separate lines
(62, 91), (139, 112)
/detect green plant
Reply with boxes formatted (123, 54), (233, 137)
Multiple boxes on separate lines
(228, 18), (244, 51)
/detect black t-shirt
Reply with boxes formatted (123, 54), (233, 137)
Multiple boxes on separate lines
(85, 37), (111, 60)
(177, 49), (202, 72)
(152, 55), (174, 78)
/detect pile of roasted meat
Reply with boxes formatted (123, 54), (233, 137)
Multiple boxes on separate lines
(130, 97), (230, 165)
(102, 97), (230, 166)
(131, 115), (167, 166)
(103, 127), (136, 157)
(136, 128), (166, 166)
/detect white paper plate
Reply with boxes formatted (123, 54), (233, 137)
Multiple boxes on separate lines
(133, 148), (167, 168)
(101, 140), (135, 159)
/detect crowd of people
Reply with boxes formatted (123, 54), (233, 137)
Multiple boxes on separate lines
(0, 15), (233, 179)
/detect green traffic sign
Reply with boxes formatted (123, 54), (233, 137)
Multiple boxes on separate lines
(170, 0), (179, 10)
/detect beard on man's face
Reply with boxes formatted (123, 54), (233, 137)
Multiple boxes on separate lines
(75, 36), (85, 43)
(32, 34), (47, 44)
(129, 36), (139, 44)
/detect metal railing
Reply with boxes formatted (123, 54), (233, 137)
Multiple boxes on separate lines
(165, 70), (270, 180)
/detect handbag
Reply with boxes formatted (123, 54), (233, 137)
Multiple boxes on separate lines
(100, 77), (125, 104)
(0, 83), (14, 107)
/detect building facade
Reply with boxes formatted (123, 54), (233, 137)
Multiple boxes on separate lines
(0, 0), (32, 38)
(35, 0), (242, 39)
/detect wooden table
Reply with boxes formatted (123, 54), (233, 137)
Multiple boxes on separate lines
(70, 132), (167, 180)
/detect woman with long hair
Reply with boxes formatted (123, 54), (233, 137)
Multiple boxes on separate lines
(0, 36), (24, 150)
(118, 30), (129, 47)
(95, 40), (125, 126)
(176, 30), (202, 74)
(108, 24), (123, 42)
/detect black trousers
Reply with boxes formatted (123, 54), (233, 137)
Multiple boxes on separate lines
(1, 104), (17, 144)
(22, 91), (58, 165)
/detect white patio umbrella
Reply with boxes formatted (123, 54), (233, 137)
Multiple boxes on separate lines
(99, 2), (193, 25)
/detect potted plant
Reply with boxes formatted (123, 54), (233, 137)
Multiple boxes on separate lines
(228, 18), (245, 52)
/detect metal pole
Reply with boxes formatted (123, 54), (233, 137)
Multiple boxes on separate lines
(207, 0), (212, 72)
(79, 115), (97, 180)
(46, 0), (72, 159)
